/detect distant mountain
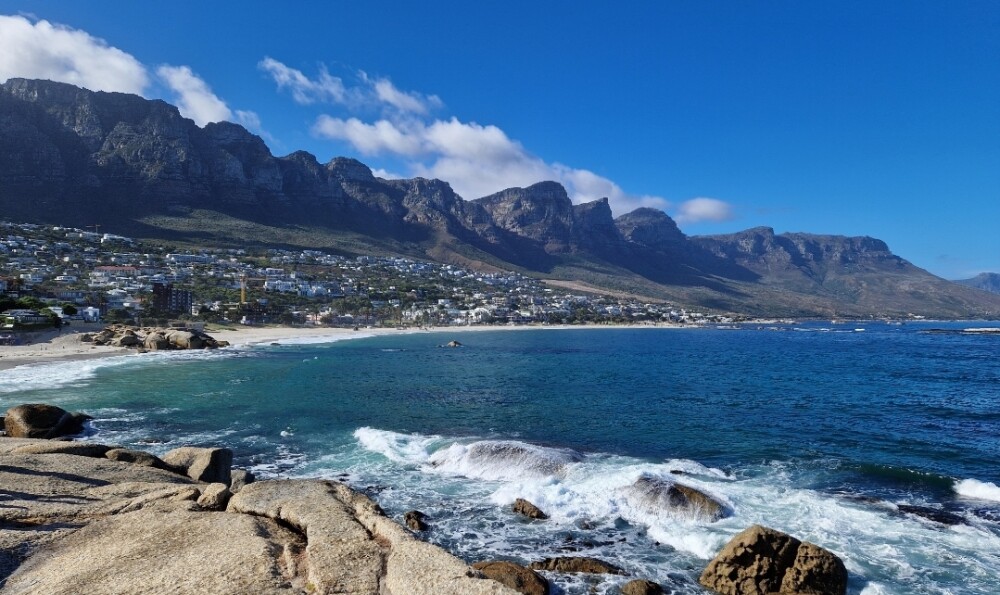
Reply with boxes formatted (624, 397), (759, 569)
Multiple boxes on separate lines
(954, 273), (1000, 294)
(3, 78), (1000, 318)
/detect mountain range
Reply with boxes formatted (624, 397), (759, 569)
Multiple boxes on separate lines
(2, 77), (999, 318)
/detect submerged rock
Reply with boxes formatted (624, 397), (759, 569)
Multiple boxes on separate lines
(513, 498), (548, 520)
(699, 524), (847, 595)
(628, 474), (728, 521)
(528, 556), (625, 575)
(897, 504), (966, 526)
(621, 579), (664, 595)
(473, 560), (549, 595)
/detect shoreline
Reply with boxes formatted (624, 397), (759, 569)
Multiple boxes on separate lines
(0, 322), (690, 372)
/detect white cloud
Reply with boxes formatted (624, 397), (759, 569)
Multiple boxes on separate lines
(0, 14), (149, 94)
(270, 58), (731, 218)
(156, 65), (233, 126)
(259, 57), (351, 105)
(364, 73), (442, 115)
(674, 197), (735, 224)
(314, 116), (425, 156)
(314, 112), (670, 212)
(262, 58), (442, 116)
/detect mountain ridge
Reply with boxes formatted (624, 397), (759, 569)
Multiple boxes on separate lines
(3, 77), (999, 318)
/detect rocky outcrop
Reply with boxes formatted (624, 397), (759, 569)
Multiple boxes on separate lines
(527, 556), (625, 575)
(162, 446), (233, 484)
(512, 498), (548, 520)
(699, 525), (847, 595)
(0, 437), (519, 594)
(627, 475), (728, 521)
(3, 404), (89, 439)
(90, 324), (225, 351)
(472, 560), (549, 595)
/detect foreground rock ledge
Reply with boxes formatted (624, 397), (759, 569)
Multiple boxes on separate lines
(699, 524), (848, 595)
(0, 439), (517, 595)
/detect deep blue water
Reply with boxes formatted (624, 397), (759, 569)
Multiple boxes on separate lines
(3, 322), (1000, 594)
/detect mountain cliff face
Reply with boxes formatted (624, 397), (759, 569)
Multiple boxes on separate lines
(3, 78), (999, 318)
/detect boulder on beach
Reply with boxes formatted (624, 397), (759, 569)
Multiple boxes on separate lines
(143, 331), (170, 351)
(628, 474), (728, 521)
(166, 330), (204, 350)
(699, 524), (847, 595)
(4, 404), (90, 439)
(513, 498), (548, 520)
(473, 560), (549, 595)
(528, 556), (625, 575)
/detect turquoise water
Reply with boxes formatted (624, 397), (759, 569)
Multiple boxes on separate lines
(3, 323), (1000, 594)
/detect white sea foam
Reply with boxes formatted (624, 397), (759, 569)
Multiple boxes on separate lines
(0, 354), (137, 394)
(955, 478), (1000, 502)
(426, 440), (584, 481)
(351, 426), (1000, 593)
(353, 427), (440, 465)
(246, 332), (375, 347)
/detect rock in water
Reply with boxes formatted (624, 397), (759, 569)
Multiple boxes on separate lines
(405, 510), (429, 531)
(699, 524), (847, 595)
(473, 560), (549, 595)
(621, 579), (664, 595)
(629, 474), (728, 521)
(4, 404), (89, 439)
(513, 498), (549, 520)
(162, 447), (232, 484)
(527, 556), (624, 575)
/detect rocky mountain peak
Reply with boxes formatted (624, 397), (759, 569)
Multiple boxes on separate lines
(326, 157), (375, 183)
(614, 208), (686, 250)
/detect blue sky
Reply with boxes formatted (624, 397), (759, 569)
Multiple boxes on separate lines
(1, 1), (997, 279)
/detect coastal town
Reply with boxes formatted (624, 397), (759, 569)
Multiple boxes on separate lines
(0, 220), (735, 332)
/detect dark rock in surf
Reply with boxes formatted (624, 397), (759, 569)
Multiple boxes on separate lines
(897, 504), (966, 526)
(404, 510), (429, 531)
(628, 474), (728, 521)
(621, 579), (665, 595)
(699, 524), (847, 595)
(528, 556), (624, 575)
(513, 498), (548, 520)
(473, 560), (549, 595)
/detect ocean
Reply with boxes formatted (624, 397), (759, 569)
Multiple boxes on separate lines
(3, 322), (999, 594)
